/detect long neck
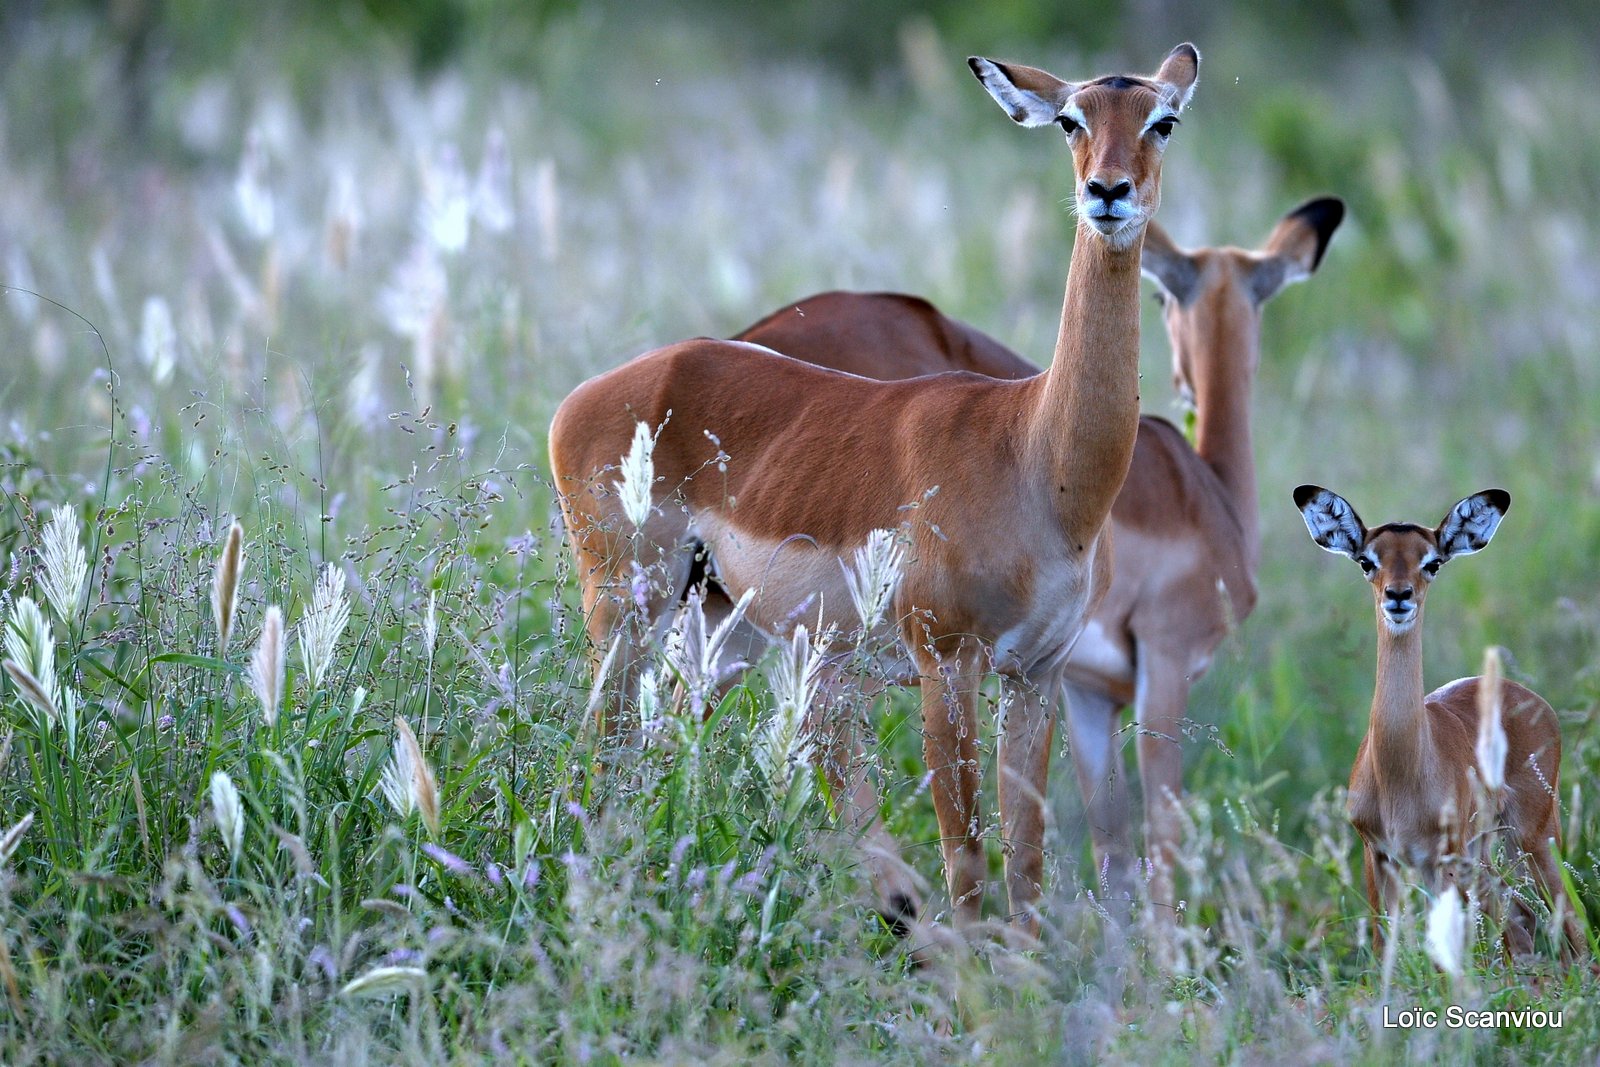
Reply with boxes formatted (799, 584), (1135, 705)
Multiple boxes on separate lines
(1369, 617), (1431, 785)
(1189, 315), (1261, 570)
(1028, 222), (1144, 545)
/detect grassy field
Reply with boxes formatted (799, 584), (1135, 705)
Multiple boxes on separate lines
(4, 5), (1600, 1062)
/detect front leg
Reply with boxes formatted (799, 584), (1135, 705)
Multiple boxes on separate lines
(997, 671), (1057, 936)
(1364, 843), (1404, 955)
(919, 643), (986, 929)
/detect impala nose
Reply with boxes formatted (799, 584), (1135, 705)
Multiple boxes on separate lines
(1084, 177), (1132, 207)
(1385, 586), (1413, 604)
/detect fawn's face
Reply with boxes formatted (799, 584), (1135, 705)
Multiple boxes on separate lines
(1294, 486), (1511, 635)
(1353, 525), (1443, 633)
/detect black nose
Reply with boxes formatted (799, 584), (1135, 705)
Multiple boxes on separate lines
(1385, 586), (1413, 603)
(1085, 178), (1132, 205)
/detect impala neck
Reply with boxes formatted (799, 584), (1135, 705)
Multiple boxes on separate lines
(1190, 314), (1262, 570)
(1029, 221), (1144, 544)
(1369, 616), (1430, 786)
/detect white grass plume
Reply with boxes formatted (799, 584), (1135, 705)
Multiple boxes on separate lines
(38, 505), (87, 625)
(139, 296), (177, 385)
(616, 421), (656, 531)
(756, 625), (827, 809)
(1475, 646), (1508, 796)
(841, 528), (905, 634)
(210, 770), (244, 865)
(297, 564), (352, 691)
(663, 587), (754, 717)
(249, 606), (286, 727)
(380, 716), (440, 837)
(340, 965), (428, 998)
(211, 522), (245, 657)
(4, 597), (58, 726)
(0, 812), (32, 868)
(1424, 889), (1465, 978)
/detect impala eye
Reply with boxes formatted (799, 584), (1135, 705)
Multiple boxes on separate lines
(1057, 115), (1081, 135)
(1422, 559), (1442, 578)
(1149, 117), (1177, 138)
(1358, 557), (1376, 575)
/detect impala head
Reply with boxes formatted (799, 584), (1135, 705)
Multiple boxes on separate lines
(1294, 485), (1511, 634)
(969, 43), (1200, 251)
(1143, 197), (1345, 407)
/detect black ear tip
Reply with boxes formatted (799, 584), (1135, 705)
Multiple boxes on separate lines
(1292, 484), (1323, 508)
(1294, 196), (1345, 227)
(1486, 488), (1511, 512)
(967, 56), (985, 72)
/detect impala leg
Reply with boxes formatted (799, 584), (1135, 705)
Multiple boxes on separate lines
(1133, 650), (1191, 920)
(997, 674), (1056, 936)
(1366, 845), (1404, 957)
(1064, 680), (1134, 913)
(809, 684), (925, 935)
(1523, 824), (1588, 961)
(920, 646), (986, 929)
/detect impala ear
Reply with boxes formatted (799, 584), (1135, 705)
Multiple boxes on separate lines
(1151, 43), (1200, 112)
(1141, 219), (1198, 305)
(968, 57), (1078, 128)
(1435, 489), (1510, 561)
(1250, 197), (1346, 303)
(1294, 484), (1367, 559)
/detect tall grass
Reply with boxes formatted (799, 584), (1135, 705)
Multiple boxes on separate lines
(3, 5), (1600, 1062)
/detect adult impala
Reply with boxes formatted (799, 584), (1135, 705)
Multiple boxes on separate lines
(550, 44), (1201, 933)
(1294, 485), (1584, 958)
(737, 199), (1344, 915)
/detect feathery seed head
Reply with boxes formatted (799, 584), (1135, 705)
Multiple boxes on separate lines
(297, 564), (352, 691)
(38, 505), (87, 624)
(422, 590), (439, 660)
(1424, 888), (1466, 978)
(664, 587), (754, 717)
(210, 770), (244, 864)
(340, 965), (428, 998)
(383, 716), (440, 837)
(249, 606), (286, 727)
(4, 597), (59, 726)
(842, 528), (906, 634)
(0, 812), (32, 868)
(756, 625), (827, 808)
(139, 296), (177, 384)
(1475, 646), (1508, 795)
(236, 127), (275, 239)
(211, 522), (245, 657)
(617, 421), (656, 530)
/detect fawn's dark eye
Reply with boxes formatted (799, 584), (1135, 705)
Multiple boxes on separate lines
(1057, 115), (1081, 135)
(1422, 559), (1442, 578)
(1149, 117), (1177, 138)
(1358, 557), (1376, 575)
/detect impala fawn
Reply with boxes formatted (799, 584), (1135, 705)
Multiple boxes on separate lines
(1294, 484), (1585, 958)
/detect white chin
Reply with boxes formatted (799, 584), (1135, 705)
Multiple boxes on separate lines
(1088, 217), (1141, 248)
(1383, 614), (1416, 634)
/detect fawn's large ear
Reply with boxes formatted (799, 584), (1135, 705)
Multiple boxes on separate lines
(1151, 43), (1200, 112)
(1294, 484), (1367, 559)
(968, 58), (1079, 128)
(1435, 489), (1510, 561)
(1141, 219), (1198, 305)
(1249, 197), (1346, 304)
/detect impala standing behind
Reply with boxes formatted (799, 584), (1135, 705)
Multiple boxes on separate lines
(738, 199), (1344, 918)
